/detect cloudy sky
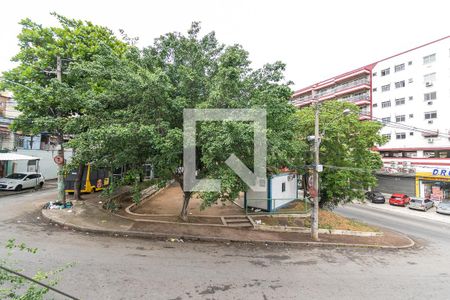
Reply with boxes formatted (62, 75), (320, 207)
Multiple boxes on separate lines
(1, 0), (449, 90)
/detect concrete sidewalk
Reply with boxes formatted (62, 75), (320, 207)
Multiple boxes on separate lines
(362, 201), (450, 224)
(41, 199), (415, 249)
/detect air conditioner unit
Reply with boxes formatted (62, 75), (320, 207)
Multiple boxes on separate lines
(428, 138), (434, 144)
(427, 101), (433, 105)
(425, 81), (433, 87)
(428, 120), (434, 124)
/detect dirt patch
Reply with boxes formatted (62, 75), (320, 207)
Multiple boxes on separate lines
(131, 182), (244, 216)
(237, 207), (378, 232)
(304, 209), (379, 232)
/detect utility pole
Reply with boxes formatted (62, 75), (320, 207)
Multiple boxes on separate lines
(311, 89), (320, 241)
(56, 56), (66, 204)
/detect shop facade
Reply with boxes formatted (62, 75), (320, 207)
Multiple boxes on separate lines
(416, 167), (450, 200)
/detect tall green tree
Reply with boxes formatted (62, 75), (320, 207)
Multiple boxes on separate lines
(295, 100), (386, 208)
(137, 24), (303, 220)
(68, 22), (303, 220)
(1, 13), (128, 202)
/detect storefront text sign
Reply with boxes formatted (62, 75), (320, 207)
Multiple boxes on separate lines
(432, 168), (450, 177)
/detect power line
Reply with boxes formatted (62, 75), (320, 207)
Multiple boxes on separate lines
(0, 265), (80, 300)
(362, 113), (449, 139)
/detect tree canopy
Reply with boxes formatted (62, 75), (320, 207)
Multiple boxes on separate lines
(1, 13), (128, 137)
(65, 22), (303, 219)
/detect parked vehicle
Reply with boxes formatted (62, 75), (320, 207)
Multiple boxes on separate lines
(365, 191), (386, 203)
(409, 198), (434, 211)
(389, 193), (411, 206)
(431, 199), (442, 208)
(0, 172), (45, 191)
(436, 201), (450, 215)
(64, 163), (110, 194)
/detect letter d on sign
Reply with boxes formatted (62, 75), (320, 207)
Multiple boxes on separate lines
(432, 169), (439, 175)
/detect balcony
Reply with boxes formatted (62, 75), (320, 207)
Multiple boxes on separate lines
(340, 92), (371, 106)
(359, 114), (371, 121)
(291, 77), (371, 107)
(291, 94), (313, 107)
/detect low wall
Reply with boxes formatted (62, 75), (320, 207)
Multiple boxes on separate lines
(14, 149), (73, 179)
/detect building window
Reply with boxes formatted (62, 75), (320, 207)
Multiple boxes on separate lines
(438, 151), (449, 158)
(381, 117), (391, 123)
(381, 68), (390, 76)
(395, 80), (405, 88)
(373, 103), (378, 107)
(396, 132), (406, 139)
(281, 182), (286, 192)
(394, 64), (405, 72)
(381, 101), (391, 108)
(393, 152), (403, 158)
(424, 91), (437, 101)
(372, 87), (377, 92)
(372, 72), (377, 76)
(409, 96), (413, 100)
(409, 114), (414, 118)
(395, 98), (405, 105)
(408, 61), (413, 65)
(395, 115), (406, 122)
(424, 151), (435, 158)
(424, 111), (437, 119)
(409, 132), (414, 136)
(381, 84), (390, 92)
(404, 151), (417, 157)
(381, 151), (390, 157)
(382, 134), (391, 140)
(423, 53), (436, 64)
(424, 72), (436, 86)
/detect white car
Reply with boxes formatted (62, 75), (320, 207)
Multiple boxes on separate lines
(0, 172), (45, 191)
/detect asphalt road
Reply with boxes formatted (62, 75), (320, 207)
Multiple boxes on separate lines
(1, 190), (450, 300)
(335, 204), (450, 248)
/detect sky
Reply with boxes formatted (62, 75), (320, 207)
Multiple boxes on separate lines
(1, 0), (449, 90)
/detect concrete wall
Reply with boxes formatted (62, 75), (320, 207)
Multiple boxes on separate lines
(13, 149), (73, 180)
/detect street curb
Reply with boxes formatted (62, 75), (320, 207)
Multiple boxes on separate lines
(253, 224), (384, 237)
(40, 209), (415, 250)
(125, 180), (174, 215)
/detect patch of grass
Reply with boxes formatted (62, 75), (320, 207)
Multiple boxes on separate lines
(256, 216), (305, 227)
(304, 209), (379, 232)
(277, 200), (310, 213)
(261, 216), (280, 226)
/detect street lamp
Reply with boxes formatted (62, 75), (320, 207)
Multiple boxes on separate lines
(309, 93), (352, 241)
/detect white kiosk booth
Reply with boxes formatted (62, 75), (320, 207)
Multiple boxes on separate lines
(245, 173), (298, 212)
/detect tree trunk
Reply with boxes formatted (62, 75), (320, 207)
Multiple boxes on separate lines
(57, 134), (66, 204)
(173, 173), (191, 221)
(180, 191), (192, 221)
(74, 163), (85, 200)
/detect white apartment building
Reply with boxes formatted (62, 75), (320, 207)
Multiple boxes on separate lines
(292, 36), (450, 200)
(372, 37), (450, 155)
